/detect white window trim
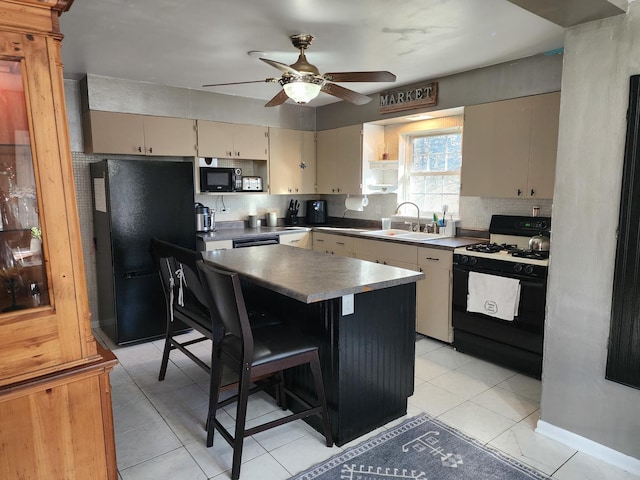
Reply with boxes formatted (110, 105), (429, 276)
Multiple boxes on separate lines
(396, 126), (462, 221)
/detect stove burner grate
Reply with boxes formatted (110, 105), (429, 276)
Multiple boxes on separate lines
(465, 243), (518, 254)
(511, 249), (550, 260)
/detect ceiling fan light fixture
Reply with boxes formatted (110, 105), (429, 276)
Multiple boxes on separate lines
(280, 76), (324, 104)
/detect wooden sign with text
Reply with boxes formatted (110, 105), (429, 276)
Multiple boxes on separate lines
(379, 82), (438, 114)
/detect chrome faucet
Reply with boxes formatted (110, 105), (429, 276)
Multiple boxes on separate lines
(394, 202), (421, 232)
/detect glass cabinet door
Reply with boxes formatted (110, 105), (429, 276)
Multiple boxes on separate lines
(0, 59), (47, 311)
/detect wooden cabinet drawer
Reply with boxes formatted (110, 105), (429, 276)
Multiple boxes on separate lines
(313, 232), (354, 256)
(417, 247), (453, 269)
(354, 238), (417, 265)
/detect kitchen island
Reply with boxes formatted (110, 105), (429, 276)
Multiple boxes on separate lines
(202, 244), (424, 446)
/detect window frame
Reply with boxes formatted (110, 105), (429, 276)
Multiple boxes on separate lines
(397, 126), (462, 219)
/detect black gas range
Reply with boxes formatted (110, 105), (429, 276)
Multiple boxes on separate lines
(451, 215), (551, 378)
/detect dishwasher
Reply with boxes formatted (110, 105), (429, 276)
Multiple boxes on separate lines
(232, 235), (280, 248)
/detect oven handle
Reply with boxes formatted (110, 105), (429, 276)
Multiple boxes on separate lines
(453, 265), (546, 286)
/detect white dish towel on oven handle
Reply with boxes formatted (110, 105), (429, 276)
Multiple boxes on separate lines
(467, 271), (521, 321)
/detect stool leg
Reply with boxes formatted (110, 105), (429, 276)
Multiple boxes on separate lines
(231, 363), (252, 480)
(206, 347), (224, 447)
(309, 352), (333, 447)
(158, 320), (174, 381)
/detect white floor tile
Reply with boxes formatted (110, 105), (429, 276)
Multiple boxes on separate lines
(113, 395), (163, 436)
(222, 390), (283, 422)
(246, 409), (316, 452)
(113, 342), (163, 367)
(119, 447), (207, 480)
(186, 435), (267, 478)
(429, 369), (494, 400)
(421, 345), (475, 369)
(437, 401), (515, 444)
(214, 452), (292, 480)
(111, 377), (148, 410)
(414, 355), (451, 381)
(455, 357), (518, 386)
(489, 412), (577, 475)
(415, 337), (446, 356)
(471, 386), (540, 422)
(269, 433), (341, 476)
(147, 383), (210, 416)
(408, 381), (466, 417)
(497, 373), (542, 403)
(115, 420), (182, 470)
(553, 451), (640, 480)
(122, 356), (177, 381)
(135, 368), (195, 396)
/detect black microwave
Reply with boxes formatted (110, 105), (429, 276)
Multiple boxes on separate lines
(199, 167), (242, 192)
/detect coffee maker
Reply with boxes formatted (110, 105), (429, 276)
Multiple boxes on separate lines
(305, 200), (327, 225)
(195, 203), (214, 232)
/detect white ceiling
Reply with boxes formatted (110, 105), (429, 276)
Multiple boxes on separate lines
(59, 0), (575, 107)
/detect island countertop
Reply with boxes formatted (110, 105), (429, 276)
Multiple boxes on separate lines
(201, 244), (424, 304)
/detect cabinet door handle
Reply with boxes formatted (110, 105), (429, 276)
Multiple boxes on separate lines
(138, 146), (143, 152)
(517, 189), (522, 196)
(290, 239), (300, 243)
(236, 151), (240, 157)
(383, 261), (387, 265)
(316, 239), (325, 242)
(425, 257), (440, 261)
(336, 242), (345, 246)
(148, 147), (153, 153)
(530, 189), (535, 196)
(419, 267), (424, 272)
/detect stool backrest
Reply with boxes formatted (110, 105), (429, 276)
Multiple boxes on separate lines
(150, 238), (208, 311)
(197, 262), (254, 355)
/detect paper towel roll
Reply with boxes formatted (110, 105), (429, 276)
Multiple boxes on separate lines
(345, 196), (365, 211)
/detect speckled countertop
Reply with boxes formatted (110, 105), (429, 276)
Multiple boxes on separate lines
(198, 224), (485, 250)
(201, 244), (424, 304)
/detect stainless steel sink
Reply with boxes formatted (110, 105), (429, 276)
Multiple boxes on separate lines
(362, 229), (452, 242)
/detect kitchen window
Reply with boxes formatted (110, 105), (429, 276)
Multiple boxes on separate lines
(399, 127), (462, 217)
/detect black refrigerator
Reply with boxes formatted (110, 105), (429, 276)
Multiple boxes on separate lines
(90, 159), (196, 344)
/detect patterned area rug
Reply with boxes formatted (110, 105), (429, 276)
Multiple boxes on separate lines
(290, 413), (550, 480)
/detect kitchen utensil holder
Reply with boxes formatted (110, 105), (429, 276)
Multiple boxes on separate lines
(285, 212), (298, 226)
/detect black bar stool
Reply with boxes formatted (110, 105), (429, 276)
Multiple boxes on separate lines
(197, 262), (333, 480)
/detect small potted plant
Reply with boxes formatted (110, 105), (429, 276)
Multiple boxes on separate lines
(30, 226), (42, 256)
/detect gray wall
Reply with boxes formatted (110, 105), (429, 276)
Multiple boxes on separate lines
(542, 1), (640, 460)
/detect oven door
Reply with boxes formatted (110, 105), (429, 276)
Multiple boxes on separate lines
(452, 264), (546, 377)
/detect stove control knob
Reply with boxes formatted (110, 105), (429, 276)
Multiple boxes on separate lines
(469, 257), (478, 266)
(524, 265), (534, 275)
(459, 255), (469, 265)
(514, 263), (523, 273)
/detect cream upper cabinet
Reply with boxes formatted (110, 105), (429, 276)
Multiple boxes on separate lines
(316, 124), (363, 194)
(197, 120), (269, 160)
(82, 111), (197, 156)
(269, 128), (316, 194)
(461, 92), (560, 199)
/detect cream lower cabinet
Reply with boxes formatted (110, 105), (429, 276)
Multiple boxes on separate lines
(269, 128), (316, 194)
(353, 238), (418, 270)
(83, 110), (197, 156)
(312, 232), (354, 257)
(416, 247), (453, 342)
(279, 231), (311, 249)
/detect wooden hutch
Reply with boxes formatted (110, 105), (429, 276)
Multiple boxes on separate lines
(0, 1), (117, 478)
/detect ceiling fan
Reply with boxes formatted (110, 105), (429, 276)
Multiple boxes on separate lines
(202, 34), (396, 107)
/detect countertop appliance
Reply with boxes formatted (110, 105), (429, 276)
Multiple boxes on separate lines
(241, 176), (263, 191)
(195, 203), (214, 232)
(199, 166), (240, 192)
(451, 214), (551, 378)
(305, 199), (327, 225)
(90, 159), (196, 344)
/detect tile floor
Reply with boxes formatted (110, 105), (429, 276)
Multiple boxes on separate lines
(94, 329), (640, 480)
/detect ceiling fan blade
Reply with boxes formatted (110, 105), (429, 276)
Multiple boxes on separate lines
(260, 58), (300, 75)
(265, 89), (289, 107)
(323, 71), (396, 83)
(202, 79), (277, 87)
(321, 83), (371, 105)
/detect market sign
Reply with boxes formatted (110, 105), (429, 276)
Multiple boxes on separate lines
(379, 81), (438, 114)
